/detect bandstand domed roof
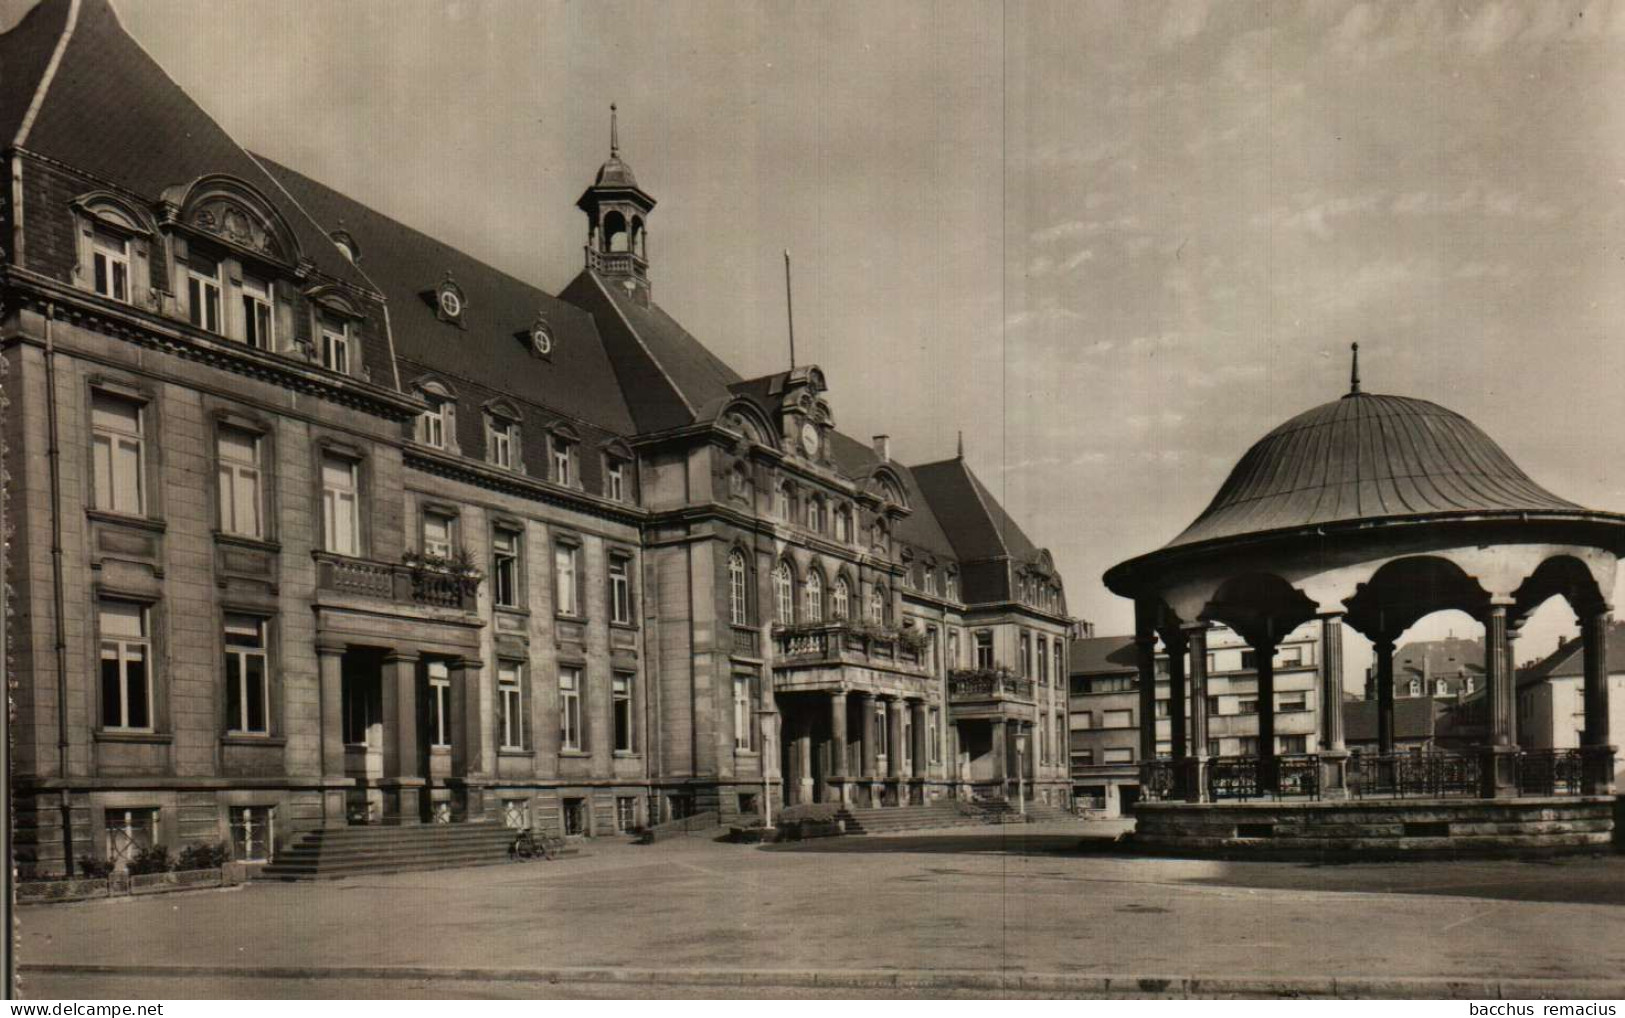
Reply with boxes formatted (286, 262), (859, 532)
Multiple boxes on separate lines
(593, 154), (639, 189)
(1164, 389), (1580, 551)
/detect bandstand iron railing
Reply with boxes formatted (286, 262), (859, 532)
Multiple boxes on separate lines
(1207, 754), (1321, 802)
(1138, 760), (1176, 802)
(1516, 748), (1585, 796)
(1349, 750), (1479, 798)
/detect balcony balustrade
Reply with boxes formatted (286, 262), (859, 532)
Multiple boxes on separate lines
(946, 668), (1035, 704)
(771, 621), (924, 670)
(314, 551), (480, 612)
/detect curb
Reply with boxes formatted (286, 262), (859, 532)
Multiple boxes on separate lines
(21, 963), (1625, 998)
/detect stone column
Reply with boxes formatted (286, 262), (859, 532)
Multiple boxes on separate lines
(795, 722), (814, 806)
(316, 641), (348, 827)
(1317, 613), (1350, 798)
(1255, 633), (1278, 793)
(910, 699), (928, 780)
(1580, 608), (1616, 795)
(1481, 602), (1519, 797)
(1181, 624), (1210, 802)
(827, 690), (847, 803)
(1164, 629), (1188, 761)
(858, 691), (877, 778)
(991, 717), (1009, 791)
(886, 698), (904, 804)
(381, 650), (422, 823)
(450, 658), (484, 820)
(1375, 639), (1396, 755)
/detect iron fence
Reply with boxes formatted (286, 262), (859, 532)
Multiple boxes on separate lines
(1138, 759), (1176, 802)
(1350, 751), (1480, 798)
(1517, 748), (1585, 796)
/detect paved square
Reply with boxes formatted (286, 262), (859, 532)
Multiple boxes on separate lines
(20, 825), (1625, 998)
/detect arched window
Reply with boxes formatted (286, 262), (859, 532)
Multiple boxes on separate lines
(775, 482), (792, 522)
(807, 496), (825, 533)
(1409, 679), (1422, 696)
(774, 561), (795, 623)
(803, 570), (823, 623)
(945, 572), (959, 602)
(923, 569), (937, 596)
(728, 550), (750, 626)
(869, 585), (888, 625)
(831, 576), (851, 619)
(730, 463), (750, 499)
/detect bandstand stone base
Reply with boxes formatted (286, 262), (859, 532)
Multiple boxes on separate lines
(1129, 797), (1616, 860)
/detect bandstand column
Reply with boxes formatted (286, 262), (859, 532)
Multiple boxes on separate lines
(1480, 602), (1519, 798)
(1254, 631), (1278, 793)
(1134, 603), (1158, 770)
(1580, 609), (1616, 795)
(1375, 639), (1396, 756)
(1181, 624), (1211, 802)
(1164, 629), (1189, 761)
(827, 690), (848, 804)
(1317, 614), (1350, 798)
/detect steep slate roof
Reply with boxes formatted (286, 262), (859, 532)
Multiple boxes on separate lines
(1069, 635), (1139, 676)
(559, 269), (741, 433)
(1166, 392), (1582, 550)
(1518, 619), (1625, 689)
(260, 159), (637, 437)
(911, 457), (1042, 563)
(5, 0), (364, 288)
(1344, 697), (1440, 743)
(1395, 636), (1485, 679)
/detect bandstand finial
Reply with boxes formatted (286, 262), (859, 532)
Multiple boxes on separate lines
(610, 103), (619, 157)
(957, 430), (964, 459)
(1349, 342), (1361, 395)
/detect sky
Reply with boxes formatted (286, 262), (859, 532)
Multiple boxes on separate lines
(33, 0), (1625, 682)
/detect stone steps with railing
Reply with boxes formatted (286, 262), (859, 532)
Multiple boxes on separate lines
(257, 823), (575, 880)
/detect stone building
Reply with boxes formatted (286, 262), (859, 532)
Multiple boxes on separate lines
(1068, 622), (1321, 816)
(0, 0), (1076, 875)
(1517, 621), (1625, 788)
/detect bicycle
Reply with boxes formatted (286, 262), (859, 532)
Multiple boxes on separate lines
(509, 827), (560, 861)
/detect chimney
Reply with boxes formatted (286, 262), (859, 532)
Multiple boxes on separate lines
(872, 435), (890, 462)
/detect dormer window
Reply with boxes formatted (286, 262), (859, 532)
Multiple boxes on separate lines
(606, 459), (625, 501)
(241, 274), (274, 351)
(487, 414), (516, 469)
(319, 315), (351, 375)
(945, 571), (959, 602)
(187, 256), (223, 334)
(924, 569), (938, 596)
(434, 275), (466, 325)
(92, 228), (131, 303)
(552, 436), (574, 486)
(418, 400), (447, 448)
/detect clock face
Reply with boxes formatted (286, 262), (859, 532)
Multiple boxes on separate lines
(800, 423), (819, 457)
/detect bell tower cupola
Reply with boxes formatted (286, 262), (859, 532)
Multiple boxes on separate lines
(577, 103), (656, 303)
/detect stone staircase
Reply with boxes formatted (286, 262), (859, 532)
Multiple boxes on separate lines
(257, 823), (567, 881)
(835, 801), (1010, 835)
(1019, 803), (1084, 824)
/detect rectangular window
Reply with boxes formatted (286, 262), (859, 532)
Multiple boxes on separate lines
(216, 425), (263, 538)
(974, 631), (995, 669)
(428, 661), (451, 748)
(320, 453), (359, 555)
(1154, 700), (1169, 719)
(1238, 736), (1260, 756)
(902, 713), (914, 769)
(1073, 748), (1094, 766)
(554, 541), (579, 616)
(559, 667), (582, 751)
(1279, 734), (1309, 754)
(241, 274), (274, 350)
(1103, 747), (1134, 764)
(492, 528), (520, 609)
(224, 613), (268, 734)
(733, 676), (754, 751)
(1020, 632), (1032, 678)
(1155, 740), (1171, 758)
(1238, 698), (1259, 715)
(187, 258), (222, 333)
(1207, 695), (1221, 716)
(613, 673), (634, 752)
(1073, 711), (1092, 730)
(1241, 650), (1258, 671)
(417, 403), (446, 448)
(104, 807), (159, 868)
(92, 228), (130, 303)
(609, 554), (633, 625)
(1103, 709), (1133, 729)
(552, 439), (572, 485)
(91, 391), (145, 515)
(606, 460), (625, 502)
(929, 707), (941, 763)
(1208, 739), (1222, 757)
(319, 316), (350, 375)
(422, 511), (453, 559)
(615, 796), (637, 833)
(1037, 638), (1049, 686)
(1279, 696), (1308, 713)
(498, 662), (524, 751)
(877, 706), (890, 759)
(502, 798), (531, 830)
(230, 806), (273, 862)
(1278, 645), (1304, 667)
(99, 600), (150, 730)
(488, 417), (513, 468)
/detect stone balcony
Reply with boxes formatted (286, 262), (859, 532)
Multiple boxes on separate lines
(313, 551), (480, 614)
(947, 668), (1037, 721)
(769, 622), (932, 697)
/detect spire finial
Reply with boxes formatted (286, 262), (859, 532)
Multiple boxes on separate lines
(957, 431), (964, 459)
(1349, 341), (1361, 395)
(610, 103), (619, 157)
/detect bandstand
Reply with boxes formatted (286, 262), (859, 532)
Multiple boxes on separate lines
(1103, 350), (1622, 857)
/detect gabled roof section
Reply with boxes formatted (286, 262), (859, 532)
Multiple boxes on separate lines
(821, 431), (956, 559)
(561, 269), (740, 433)
(4, 0), (363, 286)
(260, 159), (637, 436)
(911, 456), (1041, 564)
(1070, 635), (1139, 676)
(1395, 636), (1485, 679)
(1344, 697), (1440, 743)
(1518, 620), (1625, 688)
